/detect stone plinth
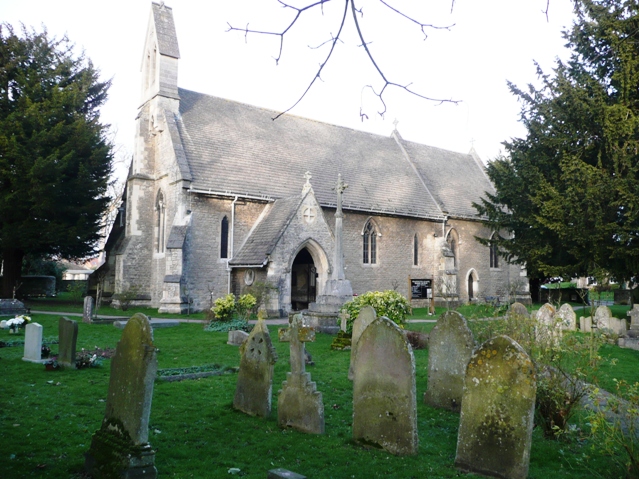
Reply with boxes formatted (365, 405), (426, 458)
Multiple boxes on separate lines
(305, 279), (353, 334)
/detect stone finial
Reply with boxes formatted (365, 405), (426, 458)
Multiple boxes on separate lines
(302, 171), (313, 195)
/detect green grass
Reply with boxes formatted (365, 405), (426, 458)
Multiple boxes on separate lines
(1, 313), (634, 478)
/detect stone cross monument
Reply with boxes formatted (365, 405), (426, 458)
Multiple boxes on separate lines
(304, 174), (353, 334)
(277, 314), (324, 434)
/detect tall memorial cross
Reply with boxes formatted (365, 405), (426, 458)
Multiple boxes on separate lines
(332, 174), (348, 281)
(279, 315), (315, 376)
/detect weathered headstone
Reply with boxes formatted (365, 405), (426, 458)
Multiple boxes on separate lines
(580, 316), (593, 333)
(85, 313), (158, 479)
(348, 305), (376, 381)
(227, 329), (249, 346)
(22, 322), (45, 363)
(455, 335), (536, 479)
(608, 317), (628, 336)
(508, 302), (530, 319)
(627, 305), (639, 338)
(0, 319), (7, 329)
(233, 319), (278, 417)
(83, 296), (94, 323)
(555, 303), (577, 331)
(58, 317), (79, 368)
(352, 316), (418, 455)
(424, 311), (475, 411)
(278, 314), (324, 434)
(535, 303), (560, 346)
(594, 305), (613, 329)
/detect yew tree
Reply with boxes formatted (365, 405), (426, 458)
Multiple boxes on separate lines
(475, 0), (639, 284)
(0, 25), (113, 297)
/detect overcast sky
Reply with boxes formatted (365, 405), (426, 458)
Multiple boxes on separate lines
(3, 0), (576, 182)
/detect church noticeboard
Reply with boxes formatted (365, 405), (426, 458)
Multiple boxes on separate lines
(411, 279), (432, 300)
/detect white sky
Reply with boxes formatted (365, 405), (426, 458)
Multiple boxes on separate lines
(2, 0), (576, 183)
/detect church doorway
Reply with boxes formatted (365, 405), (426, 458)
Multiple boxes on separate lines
(291, 248), (317, 311)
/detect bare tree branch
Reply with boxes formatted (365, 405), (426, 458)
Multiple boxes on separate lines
(350, 1), (458, 117)
(378, 1), (455, 40)
(228, 0), (459, 120)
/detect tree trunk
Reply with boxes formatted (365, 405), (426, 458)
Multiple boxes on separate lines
(1, 248), (24, 299)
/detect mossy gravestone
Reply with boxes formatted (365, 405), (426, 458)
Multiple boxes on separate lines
(556, 303), (577, 331)
(58, 316), (78, 368)
(455, 335), (536, 479)
(233, 319), (278, 417)
(424, 311), (474, 412)
(85, 313), (158, 479)
(352, 316), (418, 455)
(278, 313), (324, 434)
(348, 305), (376, 381)
(508, 302), (529, 319)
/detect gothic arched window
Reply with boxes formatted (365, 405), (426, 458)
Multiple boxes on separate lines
(220, 216), (229, 259)
(413, 234), (419, 266)
(489, 234), (499, 269)
(155, 190), (166, 253)
(447, 228), (459, 268)
(363, 220), (378, 264)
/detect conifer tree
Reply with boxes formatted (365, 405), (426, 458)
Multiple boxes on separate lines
(475, 0), (639, 284)
(0, 25), (113, 297)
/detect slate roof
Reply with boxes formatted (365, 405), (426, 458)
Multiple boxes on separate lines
(229, 196), (304, 266)
(174, 88), (493, 221)
(152, 2), (180, 59)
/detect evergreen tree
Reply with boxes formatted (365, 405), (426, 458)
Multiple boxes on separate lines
(475, 0), (639, 284)
(0, 25), (113, 297)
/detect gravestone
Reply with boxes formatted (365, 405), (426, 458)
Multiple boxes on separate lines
(455, 335), (536, 479)
(58, 317), (79, 368)
(424, 311), (475, 411)
(85, 313), (158, 479)
(352, 316), (418, 455)
(278, 314), (324, 434)
(508, 302), (530, 319)
(348, 305), (377, 381)
(22, 322), (45, 363)
(580, 316), (593, 333)
(0, 319), (6, 329)
(83, 296), (94, 323)
(594, 305), (613, 329)
(233, 319), (278, 417)
(227, 329), (249, 346)
(627, 305), (639, 338)
(535, 303), (560, 346)
(556, 303), (577, 331)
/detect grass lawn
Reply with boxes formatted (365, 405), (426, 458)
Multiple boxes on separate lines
(1, 313), (634, 478)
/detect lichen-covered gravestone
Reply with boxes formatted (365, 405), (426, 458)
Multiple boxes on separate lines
(58, 317), (78, 368)
(348, 305), (376, 381)
(556, 303), (577, 331)
(352, 316), (418, 455)
(22, 322), (45, 363)
(508, 302), (530, 319)
(85, 313), (158, 479)
(535, 303), (560, 346)
(594, 305), (613, 329)
(424, 311), (475, 412)
(278, 314), (324, 434)
(455, 335), (536, 479)
(233, 319), (278, 417)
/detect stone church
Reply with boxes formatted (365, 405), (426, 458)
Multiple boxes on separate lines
(96, 2), (529, 315)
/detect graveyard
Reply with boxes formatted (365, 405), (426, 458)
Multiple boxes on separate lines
(0, 308), (638, 478)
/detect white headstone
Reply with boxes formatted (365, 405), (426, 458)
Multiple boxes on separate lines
(0, 320), (7, 329)
(22, 322), (45, 363)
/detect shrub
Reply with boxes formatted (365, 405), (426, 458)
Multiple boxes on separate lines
(211, 294), (236, 322)
(236, 294), (257, 321)
(340, 290), (411, 333)
(113, 284), (140, 311)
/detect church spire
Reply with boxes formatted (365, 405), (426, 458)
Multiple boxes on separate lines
(141, 2), (180, 103)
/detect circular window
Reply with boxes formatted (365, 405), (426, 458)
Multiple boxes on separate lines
(244, 269), (255, 286)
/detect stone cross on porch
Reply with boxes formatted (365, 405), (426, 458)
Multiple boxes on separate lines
(279, 314), (315, 376)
